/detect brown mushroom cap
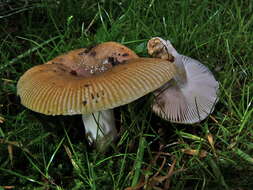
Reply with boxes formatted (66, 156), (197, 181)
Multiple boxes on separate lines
(17, 42), (177, 115)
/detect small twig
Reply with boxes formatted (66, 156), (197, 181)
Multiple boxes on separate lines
(152, 152), (172, 157)
(163, 159), (176, 189)
(63, 144), (80, 171)
(7, 144), (13, 167)
(153, 156), (166, 177)
(84, 13), (98, 34)
(0, 186), (15, 189)
(210, 115), (219, 123)
(1, 78), (16, 83)
(0, 116), (5, 123)
(124, 182), (145, 190)
(0, 139), (33, 157)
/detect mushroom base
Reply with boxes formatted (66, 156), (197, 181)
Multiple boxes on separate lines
(82, 109), (117, 149)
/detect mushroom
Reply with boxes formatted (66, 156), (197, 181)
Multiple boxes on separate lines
(147, 37), (219, 124)
(17, 41), (177, 149)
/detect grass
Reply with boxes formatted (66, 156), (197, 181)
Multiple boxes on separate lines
(0, 0), (253, 189)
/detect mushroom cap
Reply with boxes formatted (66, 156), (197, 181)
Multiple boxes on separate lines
(152, 55), (219, 124)
(148, 37), (219, 124)
(17, 42), (177, 115)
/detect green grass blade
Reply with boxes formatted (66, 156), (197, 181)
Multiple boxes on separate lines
(0, 35), (60, 71)
(131, 136), (146, 187)
(0, 167), (44, 185)
(45, 137), (65, 175)
(233, 148), (253, 164)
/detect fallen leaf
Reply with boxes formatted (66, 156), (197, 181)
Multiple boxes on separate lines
(64, 145), (80, 171)
(181, 148), (208, 158)
(207, 133), (217, 157)
(8, 144), (13, 166)
(0, 116), (5, 123)
(1, 186), (15, 189)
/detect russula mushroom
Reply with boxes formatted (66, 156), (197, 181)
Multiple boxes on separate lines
(17, 41), (177, 149)
(147, 37), (219, 124)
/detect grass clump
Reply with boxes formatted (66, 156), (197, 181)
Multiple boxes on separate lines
(0, 0), (253, 189)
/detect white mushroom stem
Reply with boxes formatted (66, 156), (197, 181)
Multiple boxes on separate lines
(82, 109), (117, 146)
(154, 38), (187, 85)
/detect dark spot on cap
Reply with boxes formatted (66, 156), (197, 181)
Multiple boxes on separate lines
(70, 70), (77, 76)
(108, 57), (121, 66)
(78, 51), (86, 56)
(84, 84), (91, 88)
(91, 93), (95, 99)
(168, 56), (175, 62)
(89, 51), (96, 57)
(85, 45), (97, 53)
(122, 53), (129, 57)
(83, 100), (87, 106)
(78, 45), (97, 55)
(108, 57), (114, 63)
(52, 62), (63, 65)
(96, 93), (100, 98)
(78, 49), (89, 56)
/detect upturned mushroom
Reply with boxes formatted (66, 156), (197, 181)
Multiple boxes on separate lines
(17, 42), (177, 149)
(147, 37), (219, 124)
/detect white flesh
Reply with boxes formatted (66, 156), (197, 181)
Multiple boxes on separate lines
(82, 109), (117, 146)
